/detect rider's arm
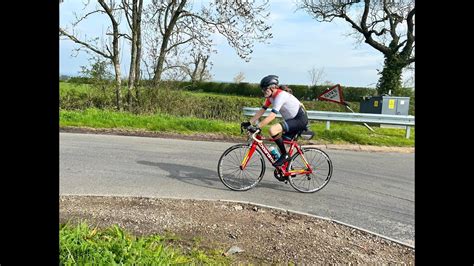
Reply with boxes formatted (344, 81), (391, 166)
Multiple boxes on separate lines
(258, 93), (284, 128)
(257, 112), (276, 128)
(250, 99), (271, 125)
(249, 108), (266, 125)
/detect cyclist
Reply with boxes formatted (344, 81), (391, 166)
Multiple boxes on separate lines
(242, 75), (308, 166)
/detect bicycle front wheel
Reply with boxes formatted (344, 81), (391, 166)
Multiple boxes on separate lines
(217, 144), (266, 191)
(288, 148), (333, 193)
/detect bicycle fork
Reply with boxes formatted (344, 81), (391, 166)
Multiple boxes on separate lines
(240, 143), (257, 170)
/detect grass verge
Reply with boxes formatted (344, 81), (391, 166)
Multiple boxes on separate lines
(60, 108), (414, 147)
(60, 222), (229, 265)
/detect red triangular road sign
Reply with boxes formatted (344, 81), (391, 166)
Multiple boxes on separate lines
(317, 84), (346, 105)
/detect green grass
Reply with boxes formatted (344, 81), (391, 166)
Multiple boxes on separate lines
(309, 121), (414, 146)
(60, 82), (91, 93)
(60, 222), (229, 265)
(60, 108), (414, 147)
(60, 108), (240, 135)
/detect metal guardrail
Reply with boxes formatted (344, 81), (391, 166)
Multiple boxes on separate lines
(243, 107), (415, 139)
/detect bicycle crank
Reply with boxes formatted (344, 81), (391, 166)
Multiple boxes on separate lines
(273, 169), (288, 183)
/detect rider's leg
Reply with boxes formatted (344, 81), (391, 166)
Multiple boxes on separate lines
(269, 124), (289, 166)
(269, 124), (286, 154)
(272, 108), (308, 166)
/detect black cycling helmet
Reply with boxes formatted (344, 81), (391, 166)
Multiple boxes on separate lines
(259, 75), (279, 90)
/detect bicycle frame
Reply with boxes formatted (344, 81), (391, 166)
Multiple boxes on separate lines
(240, 131), (313, 177)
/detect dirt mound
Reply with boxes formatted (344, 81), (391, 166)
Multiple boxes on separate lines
(60, 195), (414, 264)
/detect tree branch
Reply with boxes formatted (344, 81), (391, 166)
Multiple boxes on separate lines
(98, 0), (119, 26)
(401, 7), (415, 58)
(369, 28), (388, 36)
(396, 39), (407, 50)
(383, 0), (399, 41)
(163, 0), (175, 32)
(106, 32), (130, 40)
(105, 44), (112, 56)
(59, 28), (111, 59)
(165, 37), (194, 53)
(341, 12), (390, 54)
(121, 0), (133, 30)
(72, 9), (105, 27)
(360, 0), (370, 32)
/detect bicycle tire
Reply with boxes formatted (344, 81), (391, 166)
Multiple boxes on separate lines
(287, 147), (333, 193)
(217, 144), (266, 191)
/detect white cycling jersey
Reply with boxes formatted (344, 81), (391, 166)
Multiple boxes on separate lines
(263, 89), (302, 120)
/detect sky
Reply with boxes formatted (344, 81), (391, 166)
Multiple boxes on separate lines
(59, 0), (414, 87)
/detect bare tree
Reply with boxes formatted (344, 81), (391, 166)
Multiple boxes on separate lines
(186, 52), (212, 82)
(171, 37), (215, 83)
(60, 0), (124, 110)
(233, 72), (246, 83)
(308, 66), (326, 86)
(142, 1), (205, 83)
(299, 0), (414, 95)
(196, 54), (212, 82)
(142, 31), (212, 82)
(158, 51), (213, 82)
(122, 0), (144, 106)
(145, 0), (272, 85)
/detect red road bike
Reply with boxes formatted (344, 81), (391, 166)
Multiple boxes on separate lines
(217, 127), (333, 193)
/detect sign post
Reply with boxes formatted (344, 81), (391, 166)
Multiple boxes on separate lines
(317, 84), (375, 132)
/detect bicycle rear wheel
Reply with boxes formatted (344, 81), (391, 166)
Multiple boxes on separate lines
(217, 144), (265, 191)
(288, 148), (333, 193)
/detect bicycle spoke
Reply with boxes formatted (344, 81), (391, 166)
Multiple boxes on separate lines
(241, 170), (251, 182)
(229, 151), (241, 165)
(218, 145), (265, 191)
(222, 167), (241, 176)
(288, 148), (332, 193)
(237, 168), (244, 182)
(245, 160), (259, 168)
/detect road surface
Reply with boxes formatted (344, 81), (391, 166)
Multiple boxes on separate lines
(60, 133), (414, 246)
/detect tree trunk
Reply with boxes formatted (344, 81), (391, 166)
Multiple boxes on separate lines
(134, 0), (143, 106)
(128, 37), (137, 107)
(376, 54), (405, 95)
(198, 55), (209, 82)
(152, 0), (187, 86)
(191, 56), (200, 82)
(153, 47), (167, 85)
(113, 59), (122, 110)
(127, 0), (138, 109)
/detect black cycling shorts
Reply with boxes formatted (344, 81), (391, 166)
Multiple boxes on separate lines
(280, 106), (308, 140)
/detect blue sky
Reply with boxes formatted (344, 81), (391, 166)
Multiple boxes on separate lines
(60, 0), (413, 87)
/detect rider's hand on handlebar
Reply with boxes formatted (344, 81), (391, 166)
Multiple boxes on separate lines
(240, 121), (251, 129)
(247, 125), (260, 133)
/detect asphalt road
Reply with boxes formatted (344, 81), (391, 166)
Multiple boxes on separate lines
(60, 133), (414, 246)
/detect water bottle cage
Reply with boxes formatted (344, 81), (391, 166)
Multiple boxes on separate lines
(270, 147), (280, 160)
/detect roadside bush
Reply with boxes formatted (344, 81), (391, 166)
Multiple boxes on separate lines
(60, 81), (414, 120)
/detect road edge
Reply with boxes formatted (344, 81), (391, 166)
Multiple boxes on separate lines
(60, 126), (414, 153)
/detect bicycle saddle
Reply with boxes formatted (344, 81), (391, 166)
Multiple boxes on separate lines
(282, 126), (314, 141)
